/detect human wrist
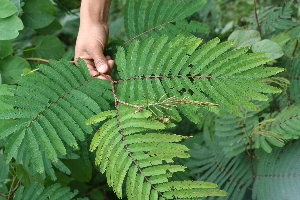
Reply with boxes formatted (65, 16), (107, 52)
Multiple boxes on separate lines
(80, 0), (111, 23)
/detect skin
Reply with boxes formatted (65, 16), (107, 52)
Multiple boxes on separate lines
(75, 0), (114, 79)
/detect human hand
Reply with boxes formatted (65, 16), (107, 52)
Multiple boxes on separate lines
(75, 22), (114, 79)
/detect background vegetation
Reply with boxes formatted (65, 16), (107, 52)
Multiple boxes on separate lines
(0, 0), (299, 199)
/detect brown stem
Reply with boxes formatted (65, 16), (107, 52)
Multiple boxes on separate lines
(292, 39), (298, 57)
(254, 0), (263, 39)
(114, 74), (224, 83)
(26, 57), (51, 63)
(26, 57), (76, 64)
(103, 74), (168, 199)
(123, 21), (172, 46)
(242, 111), (256, 183)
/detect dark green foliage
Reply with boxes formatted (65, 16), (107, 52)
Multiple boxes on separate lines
(124, 0), (209, 43)
(252, 0), (298, 35)
(288, 58), (300, 103)
(0, 0), (299, 199)
(0, 34), (280, 199)
(253, 140), (300, 200)
(13, 183), (78, 200)
(53, 0), (81, 12)
(116, 35), (282, 122)
(186, 128), (253, 200)
(0, 59), (112, 176)
(270, 103), (300, 140)
(215, 100), (288, 156)
(87, 106), (227, 199)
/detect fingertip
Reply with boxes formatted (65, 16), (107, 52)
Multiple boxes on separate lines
(108, 59), (114, 67)
(98, 64), (109, 73)
(90, 70), (100, 77)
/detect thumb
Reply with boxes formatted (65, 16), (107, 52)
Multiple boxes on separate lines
(94, 54), (109, 74)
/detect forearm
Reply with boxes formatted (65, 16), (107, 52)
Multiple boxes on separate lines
(76, 0), (113, 77)
(80, 0), (111, 24)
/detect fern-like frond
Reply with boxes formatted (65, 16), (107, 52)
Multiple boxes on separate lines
(215, 112), (255, 157)
(115, 35), (283, 121)
(216, 100), (288, 155)
(15, 139), (76, 182)
(288, 58), (300, 103)
(270, 103), (300, 140)
(186, 128), (253, 200)
(124, 0), (209, 44)
(13, 183), (78, 200)
(250, 115), (285, 153)
(87, 105), (227, 199)
(253, 140), (300, 200)
(0, 152), (9, 193)
(250, 0), (298, 35)
(0, 60), (112, 174)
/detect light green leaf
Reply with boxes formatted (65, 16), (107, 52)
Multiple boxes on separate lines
(0, 152), (9, 195)
(0, 0), (18, 18)
(252, 39), (284, 60)
(86, 110), (116, 125)
(0, 153), (9, 182)
(0, 15), (23, 40)
(290, 27), (300, 39)
(10, 0), (25, 16)
(36, 19), (62, 35)
(0, 40), (13, 59)
(21, 0), (56, 29)
(23, 35), (65, 59)
(0, 84), (13, 110)
(228, 30), (261, 48)
(21, 13), (55, 29)
(0, 56), (30, 84)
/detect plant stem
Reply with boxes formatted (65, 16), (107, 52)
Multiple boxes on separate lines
(292, 39), (298, 57)
(26, 57), (76, 64)
(254, 0), (263, 39)
(242, 111), (256, 183)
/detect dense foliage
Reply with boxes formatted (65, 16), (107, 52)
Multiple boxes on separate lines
(0, 0), (299, 200)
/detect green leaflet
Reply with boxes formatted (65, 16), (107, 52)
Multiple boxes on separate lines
(116, 34), (282, 119)
(13, 183), (78, 200)
(3, 128), (26, 163)
(85, 110), (116, 125)
(259, 0), (298, 35)
(215, 100), (289, 156)
(124, 0), (209, 43)
(0, 153), (9, 191)
(0, 0), (295, 199)
(186, 128), (253, 200)
(288, 58), (300, 103)
(88, 105), (226, 199)
(270, 103), (300, 139)
(0, 60), (111, 175)
(156, 180), (227, 194)
(253, 140), (300, 200)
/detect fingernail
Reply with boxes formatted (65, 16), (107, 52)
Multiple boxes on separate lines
(98, 65), (108, 73)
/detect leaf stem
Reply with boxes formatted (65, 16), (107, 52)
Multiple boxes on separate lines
(292, 39), (298, 57)
(25, 57), (76, 64)
(115, 74), (223, 83)
(123, 21), (172, 46)
(253, 0), (263, 39)
(242, 111), (256, 183)
(103, 73), (168, 199)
